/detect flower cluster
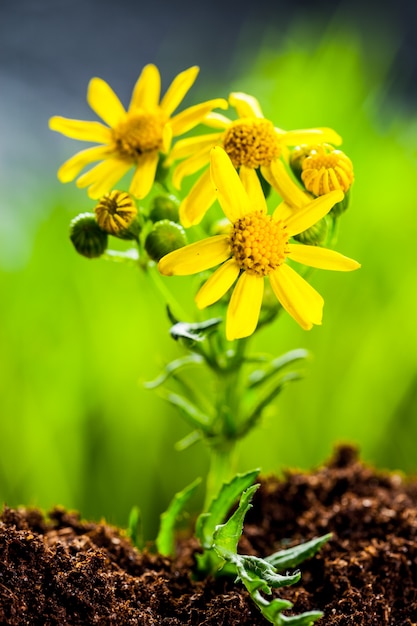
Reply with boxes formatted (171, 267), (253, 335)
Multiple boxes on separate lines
(51, 63), (359, 341)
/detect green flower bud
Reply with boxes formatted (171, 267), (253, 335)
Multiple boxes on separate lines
(149, 195), (180, 223)
(145, 220), (187, 262)
(329, 189), (351, 218)
(210, 217), (231, 236)
(293, 217), (328, 246)
(69, 213), (108, 258)
(289, 144), (318, 184)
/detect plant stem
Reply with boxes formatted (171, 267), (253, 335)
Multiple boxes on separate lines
(204, 441), (237, 510)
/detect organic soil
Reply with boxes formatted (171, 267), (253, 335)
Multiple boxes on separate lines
(1, 445), (417, 625)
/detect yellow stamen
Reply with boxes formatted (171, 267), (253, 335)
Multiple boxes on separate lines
(95, 190), (137, 234)
(301, 145), (354, 195)
(111, 110), (168, 160)
(222, 118), (281, 168)
(229, 211), (289, 276)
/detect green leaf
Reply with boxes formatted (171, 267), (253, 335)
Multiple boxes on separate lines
(126, 505), (142, 549)
(195, 469), (260, 549)
(248, 349), (309, 388)
(266, 533), (332, 570)
(156, 477), (201, 557)
(175, 429), (202, 451)
(277, 612), (324, 625)
(162, 391), (212, 430)
(239, 371), (302, 438)
(212, 484), (259, 557)
(144, 354), (205, 389)
(169, 316), (222, 343)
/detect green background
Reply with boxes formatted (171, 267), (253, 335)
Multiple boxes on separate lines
(1, 4), (417, 538)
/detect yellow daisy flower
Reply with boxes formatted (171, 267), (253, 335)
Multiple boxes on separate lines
(168, 92), (342, 227)
(49, 65), (227, 199)
(159, 147), (360, 341)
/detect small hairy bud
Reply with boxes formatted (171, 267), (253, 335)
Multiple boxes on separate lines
(69, 213), (108, 258)
(145, 220), (187, 262)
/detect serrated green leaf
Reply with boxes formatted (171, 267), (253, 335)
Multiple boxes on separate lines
(235, 555), (301, 590)
(195, 469), (260, 548)
(266, 533), (332, 570)
(156, 477), (201, 557)
(213, 484), (260, 556)
(248, 349), (309, 388)
(144, 354), (204, 389)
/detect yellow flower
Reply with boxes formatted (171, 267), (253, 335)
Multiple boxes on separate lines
(159, 147), (360, 341)
(168, 92), (342, 227)
(49, 65), (227, 199)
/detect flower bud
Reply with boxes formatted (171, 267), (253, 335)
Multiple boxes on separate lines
(289, 144), (319, 183)
(94, 190), (137, 235)
(149, 194), (180, 223)
(145, 220), (187, 262)
(69, 213), (108, 258)
(301, 144), (354, 197)
(293, 216), (328, 246)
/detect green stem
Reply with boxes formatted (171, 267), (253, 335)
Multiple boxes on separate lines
(204, 441), (237, 510)
(146, 262), (189, 321)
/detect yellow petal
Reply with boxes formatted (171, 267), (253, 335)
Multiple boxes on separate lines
(279, 127), (342, 147)
(158, 235), (230, 276)
(57, 146), (112, 182)
(129, 152), (159, 199)
(160, 66), (200, 116)
(210, 146), (251, 222)
(162, 123), (172, 154)
(87, 78), (126, 127)
(229, 92), (264, 118)
(267, 159), (311, 209)
(170, 99), (228, 137)
(172, 147), (211, 189)
(284, 190), (344, 236)
(195, 259), (240, 309)
(76, 159), (132, 199)
(129, 64), (161, 111)
(168, 133), (221, 163)
(269, 264), (324, 329)
(226, 272), (264, 341)
(239, 167), (267, 214)
(49, 117), (112, 143)
(288, 244), (361, 271)
(203, 112), (232, 129)
(179, 168), (217, 227)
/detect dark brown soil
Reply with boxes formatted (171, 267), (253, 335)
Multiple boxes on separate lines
(1, 445), (417, 625)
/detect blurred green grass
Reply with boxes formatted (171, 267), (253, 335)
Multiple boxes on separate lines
(1, 22), (417, 536)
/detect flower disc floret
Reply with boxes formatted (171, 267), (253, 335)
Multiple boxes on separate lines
(111, 111), (168, 159)
(222, 118), (281, 168)
(229, 212), (289, 276)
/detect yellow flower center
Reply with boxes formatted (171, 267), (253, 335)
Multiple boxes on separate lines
(222, 118), (281, 168)
(111, 110), (167, 160)
(301, 145), (354, 196)
(95, 190), (137, 234)
(228, 211), (289, 276)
